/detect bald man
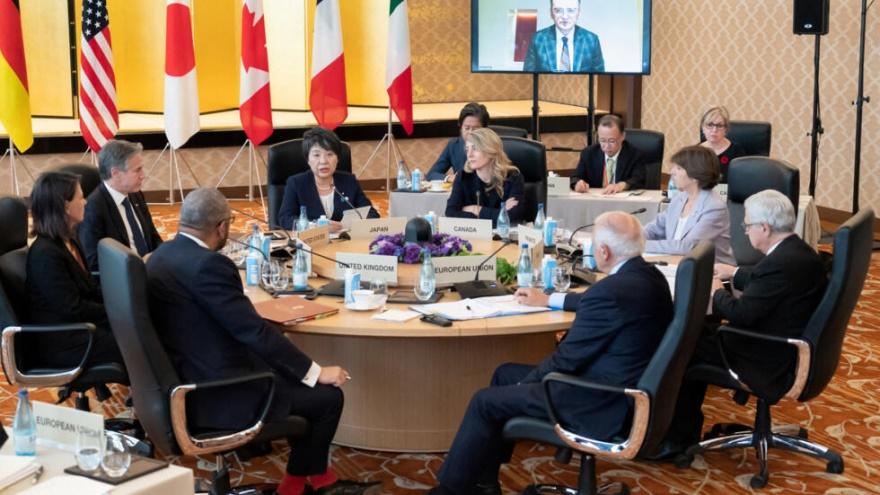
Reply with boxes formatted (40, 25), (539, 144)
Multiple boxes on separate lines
(428, 212), (674, 495)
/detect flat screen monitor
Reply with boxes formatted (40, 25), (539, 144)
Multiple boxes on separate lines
(471, 0), (652, 75)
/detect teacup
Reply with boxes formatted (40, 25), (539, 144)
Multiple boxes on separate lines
(352, 289), (377, 308)
(429, 180), (445, 191)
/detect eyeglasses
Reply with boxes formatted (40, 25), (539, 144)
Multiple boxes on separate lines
(552, 7), (578, 16)
(704, 122), (727, 130)
(598, 139), (619, 146)
(741, 221), (761, 232)
(223, 215), (236, 226)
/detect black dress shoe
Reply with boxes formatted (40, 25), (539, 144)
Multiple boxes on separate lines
(642, 440), (688, 462)
(307, 479), (382, 495)
(472, 482), (502, 495)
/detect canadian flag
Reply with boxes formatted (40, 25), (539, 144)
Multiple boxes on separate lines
(309, 0), (347, 130)
(240, 0), (272, 146)
(164, 0), (200, 149)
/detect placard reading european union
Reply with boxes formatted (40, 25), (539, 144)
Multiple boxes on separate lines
(547, 176), (571, 197)
(335, 253), (398, 284)
(294, 225), (330, 247)
(432, 256), (496, 286)
(518, 225), (544, 264)
(33, 400), (104, 452)
(350, 218), (407, 239)
(437, 217), (492, 240)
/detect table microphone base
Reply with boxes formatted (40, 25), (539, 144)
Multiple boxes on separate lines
(454, 280), (511, 299)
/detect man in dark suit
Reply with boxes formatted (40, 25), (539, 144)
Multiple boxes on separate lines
(523, 0), (604, 73)
(79, 140), (162, 271)
(428, 211), (674, 495)
(656, 190), (828, 457)
(146, 188), (377, 495)
(426, 102), (490, 181)
(571, 114), (647, 194)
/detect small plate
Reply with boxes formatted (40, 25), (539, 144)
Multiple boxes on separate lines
(345, 301), (383, 311)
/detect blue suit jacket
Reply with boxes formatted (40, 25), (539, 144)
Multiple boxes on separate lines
(523, 25), (604, 72)
(643, 189), (736, 265)
(427, 137), (467, 181)
(571, 141), (646, 190)
(522, 256), (673, 438)
(278, 170), (379, 229)
(445, 169), (525, 227)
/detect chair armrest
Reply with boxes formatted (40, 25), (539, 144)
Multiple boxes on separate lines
(2, 324), (96, 387)
(541, 372), (650, 460)
(169, 372), (275, 456)
(716, 325), (811, 400)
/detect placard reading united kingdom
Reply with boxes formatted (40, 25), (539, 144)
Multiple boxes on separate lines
(335, 253), (399, 284)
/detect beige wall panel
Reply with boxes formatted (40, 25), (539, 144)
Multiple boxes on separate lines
(21, 0), (73, 117)
(339, 1), (388, 106)
(265, 0), (308, 110)
(109, 0), (165, 112)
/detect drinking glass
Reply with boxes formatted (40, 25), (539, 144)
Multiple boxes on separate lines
(414, 278), (435, 302)
(270, 259), (288, 291)
(531, 268), (543, 289)
(101, 431), (131, 478)
(370, 279), (388, 310)
(75, 428), (102, 472)
(260, 259), (273, 288)
(222, 240), (246, 266)
(553, 266), (571, 293)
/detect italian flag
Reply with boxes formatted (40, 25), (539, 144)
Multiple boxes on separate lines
(386, 0), (413, 135)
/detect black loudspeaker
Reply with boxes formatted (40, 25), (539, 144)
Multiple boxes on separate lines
(793, 0), (830, 35)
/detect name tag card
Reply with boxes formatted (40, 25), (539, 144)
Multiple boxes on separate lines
(547, 176), (570, 196)
(341, 207), (373, 229)
(438, 217), (492, 240)
(350, 218), (407, 239)
(294, 225), (330, 248)
(335, 253), (399, 284)
(33, 401), (104, 452)
(432, 256), (496, 286)
(518, 225), (545, 265)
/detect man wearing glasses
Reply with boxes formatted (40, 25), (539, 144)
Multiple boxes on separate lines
(571, 114), (647, 194)
(523, 0), (604, 73)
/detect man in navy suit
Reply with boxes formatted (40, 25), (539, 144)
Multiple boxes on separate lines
(79, 140), (163, 271)
(571, 114), (647, 194)
(428, 211), (673, 495)
(523, 0), (604, 73)
(146, 188), (378, 495)
(426, 102), (490, 181)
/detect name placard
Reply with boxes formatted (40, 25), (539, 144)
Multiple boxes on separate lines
(431, 256), (496, 286)
(350, 218), (407, 239)
(294, 225), (330, 248)
(33, 401), (104, 452)
(547, 176), (571, 197)
(438, 217), (492, 240)
(518, 225), (545, 265)
(335, 253), (399, 284)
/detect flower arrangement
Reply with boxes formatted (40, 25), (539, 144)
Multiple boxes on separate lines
(369, 232), (474, 264)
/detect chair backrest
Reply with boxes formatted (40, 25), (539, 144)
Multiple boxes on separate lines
(501, 136), (547, 222)
(798, 209), (874, 401)
(637, 242), (715, 455)
(0, 196), (28, 256)
(98, 238), (182, 456)
(700, 120), (772, 157)
(0, 247), (28, 330)
(489, 125), (529, 138)
(266, 138), (353, 228)
(625, 129), (664, 190)
(56, 164), (102, 198)
(727, 157), (800, 266)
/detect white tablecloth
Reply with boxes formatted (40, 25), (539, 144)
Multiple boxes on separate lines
(388, 190), (451, 219)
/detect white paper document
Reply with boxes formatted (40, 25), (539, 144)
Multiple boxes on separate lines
(0, 455), (42, 490)
(371, 310), (422, 322)
(411, 295), (551, 321)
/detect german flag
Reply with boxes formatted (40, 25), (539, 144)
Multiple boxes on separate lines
(0, 0), (33, 152)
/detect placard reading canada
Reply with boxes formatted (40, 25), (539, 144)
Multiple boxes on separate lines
(547, 176), (571, 197)
(335, 253), (399, 284)
(350, 218), (407, 239)
(431, 256), (497, 286)
(437, 217), (493, 240)
(33, 400), (104, 452)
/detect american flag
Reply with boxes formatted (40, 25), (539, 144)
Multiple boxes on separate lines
(79, 0), (118, 152)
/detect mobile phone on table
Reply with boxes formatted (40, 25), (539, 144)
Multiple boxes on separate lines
(421, 314), (453, 327)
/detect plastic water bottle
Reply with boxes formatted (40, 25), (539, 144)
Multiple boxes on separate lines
(534, 203), (545, 230)
(517, 243), (533, 288)
(417, 249), (436, 300)
(542, 255), (557, 291)
(296, 206), (310, 232)
(292, 244), (309, 290)
(411, 168), (422, 192)
(497, 207), (510, 240)
(245, 224), (262, 286)
(425, 211), (438, 234)
(544, 217), (557, 247)
(13, 389), (36, 456)
(344, 268), (361, 304)
(397, 160), (409, 190)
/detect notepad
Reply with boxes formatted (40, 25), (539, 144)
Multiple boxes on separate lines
(254, 296), (338, 326)
(0, 456), (42, 490)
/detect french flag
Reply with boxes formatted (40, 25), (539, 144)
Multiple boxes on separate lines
(309, 0), (347, 131)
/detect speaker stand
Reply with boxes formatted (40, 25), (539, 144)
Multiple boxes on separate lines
(852, 0), (872, 214)
(806, 33), (822, 198)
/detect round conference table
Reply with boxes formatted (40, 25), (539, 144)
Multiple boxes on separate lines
(245, 238), (575, 452)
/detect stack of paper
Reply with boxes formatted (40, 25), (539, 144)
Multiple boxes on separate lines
(0, 455), (42, 490)
(412, 295), (550, 321)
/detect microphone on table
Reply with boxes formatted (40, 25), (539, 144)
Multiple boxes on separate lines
(334, 187), (364, 219)
(558, 207), (648, 259)
(453, 238), (513, 299)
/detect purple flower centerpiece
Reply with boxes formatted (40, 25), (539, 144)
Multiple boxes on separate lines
(369, 232), (474, 264)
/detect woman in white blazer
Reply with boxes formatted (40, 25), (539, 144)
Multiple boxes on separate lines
(643, 146), (736, 265)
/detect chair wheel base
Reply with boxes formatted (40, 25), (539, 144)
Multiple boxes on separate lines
(749, 473), (769, 489)
(674, 453), (694, 469)
(826, 459), (844, 474)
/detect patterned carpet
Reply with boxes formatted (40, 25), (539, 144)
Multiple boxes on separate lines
(2, 194), (879, 494)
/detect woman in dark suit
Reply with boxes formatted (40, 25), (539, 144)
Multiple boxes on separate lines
(699, 106), (746, 183)
(426, 102), (489, 182)
(26, 171), (121, 367)
(445, 128), (524, 227)
(278, 127), (378, 232)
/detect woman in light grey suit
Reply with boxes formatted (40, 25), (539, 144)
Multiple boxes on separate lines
(643, 146), (735, 265)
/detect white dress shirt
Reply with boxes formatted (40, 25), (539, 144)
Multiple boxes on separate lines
(104, 182), (144, 249)
(555, 28), (575, 71)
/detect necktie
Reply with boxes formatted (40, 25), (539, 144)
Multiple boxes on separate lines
(122, 197), (149, 256)
(560, 36), (571, 72)
(605, 157), (615, 187)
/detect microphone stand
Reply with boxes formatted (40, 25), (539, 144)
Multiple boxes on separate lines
(452, 239), (513, 299)
(334, 187), (365, 219)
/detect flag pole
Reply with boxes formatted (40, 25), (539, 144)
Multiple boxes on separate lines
(216, 139), (267, 209)
(357, 105), (409, 195)
(144, 142), (201, 205)
(1, 138), (35, 196)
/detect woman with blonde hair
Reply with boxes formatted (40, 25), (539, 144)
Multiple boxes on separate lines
(699, 106), (746, 183)
(445, 128), (524, 226)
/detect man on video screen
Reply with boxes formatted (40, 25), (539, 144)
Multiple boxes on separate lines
(523, 0), (604, 72)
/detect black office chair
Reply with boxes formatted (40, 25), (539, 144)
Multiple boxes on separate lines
(625, 129), (664, 190)
(0, 196), (28, 256)
(98, 238), (309, 494)
(501, 136), (547, 223)
(489, 125), (529, 138)
(677, 209), (874, 488)
(266, 138), (353, 228)
(57, 163), (102, 198)
(727, 157), (800, 266)
(503, 242), (715, 495)
(700, 120), (772, 157)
